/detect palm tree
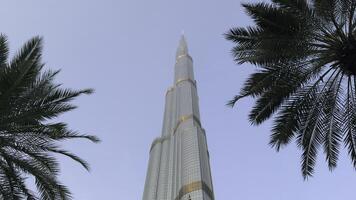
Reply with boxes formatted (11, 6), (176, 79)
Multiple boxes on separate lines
(225, 0), (356, 178)
(0, 34), (99, 199)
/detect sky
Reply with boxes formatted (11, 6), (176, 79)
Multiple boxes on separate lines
(1, 0), (356, 199)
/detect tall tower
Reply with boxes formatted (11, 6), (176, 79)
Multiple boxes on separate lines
(143, 36), (214, 200)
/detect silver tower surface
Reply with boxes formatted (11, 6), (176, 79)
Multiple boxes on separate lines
(143, 36), (214, 200)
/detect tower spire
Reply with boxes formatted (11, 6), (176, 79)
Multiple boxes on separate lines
(176, 34), (189, 59)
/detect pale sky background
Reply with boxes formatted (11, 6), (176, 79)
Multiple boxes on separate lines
(1, 0), (356, 199)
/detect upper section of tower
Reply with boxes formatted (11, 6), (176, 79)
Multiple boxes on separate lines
(176, 35), (189, 59)
(174, 35), (194, 83)
(174, 35), (194, 84)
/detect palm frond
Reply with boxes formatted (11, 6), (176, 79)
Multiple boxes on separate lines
(0, 34), (9, 68)
(227, 0), (356, 178)
(0, 35), (98, 198)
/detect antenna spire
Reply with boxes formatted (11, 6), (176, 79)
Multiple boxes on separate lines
(176, 34), (189, 58)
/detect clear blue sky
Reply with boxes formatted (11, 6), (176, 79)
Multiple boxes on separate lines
(1, 0), (356, 199)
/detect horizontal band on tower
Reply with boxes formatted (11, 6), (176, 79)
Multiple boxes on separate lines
(173, 114), (201, 135)
(175, 181), (214, 200)
(176, 54), (192, 63)
(176, 78), (196, 87)
(149, 136), (169, 152)
(149, 114), (201, 152)
(165, 79), (197, 96)
(165, 87), (174, 97)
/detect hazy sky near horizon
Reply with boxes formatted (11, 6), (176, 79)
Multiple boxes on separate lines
(1, 0), (356, 199)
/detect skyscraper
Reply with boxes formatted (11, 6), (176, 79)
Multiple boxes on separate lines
(143, 35), (214, 200)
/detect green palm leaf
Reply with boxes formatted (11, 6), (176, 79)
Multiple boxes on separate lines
(0, 35), (99, 199)
(226, 0), (356, 178)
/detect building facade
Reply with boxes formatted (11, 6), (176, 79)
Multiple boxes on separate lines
(143, 36), (214, 200)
